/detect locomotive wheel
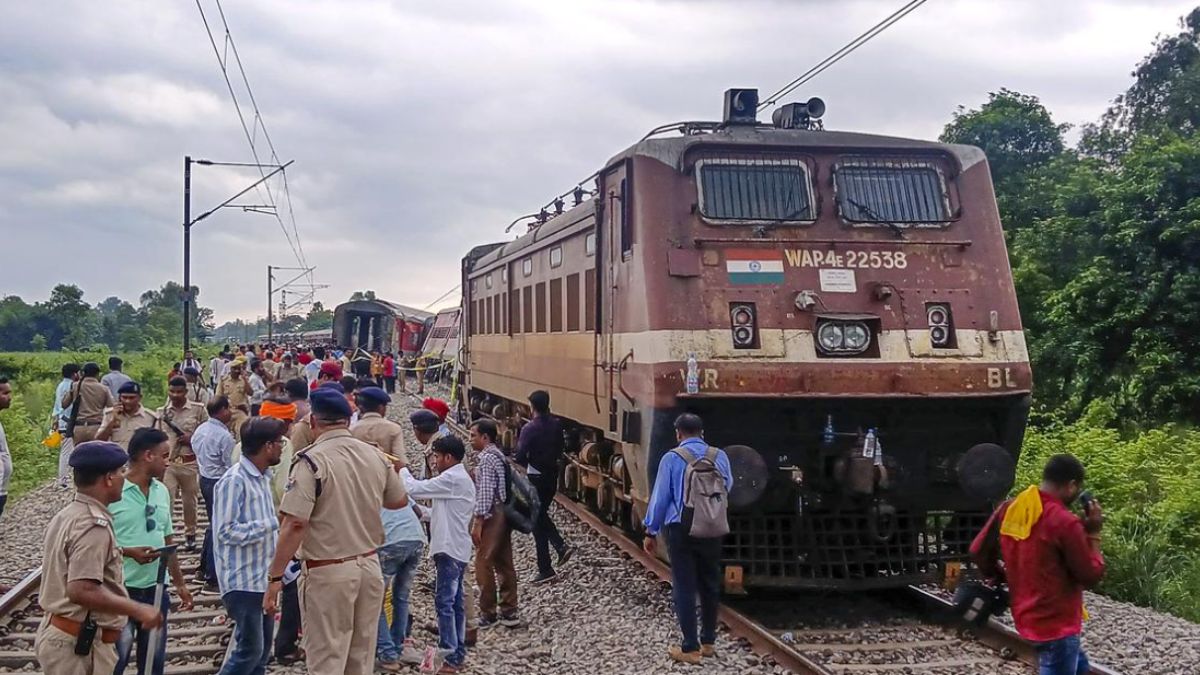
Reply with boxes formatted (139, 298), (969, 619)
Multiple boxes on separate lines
(597, 482), (617, 525)
(562, 464), (581, 500)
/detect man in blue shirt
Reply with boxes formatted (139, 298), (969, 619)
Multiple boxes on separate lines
(212, 417), (284, 675)
(53, 363), (80, 490)
(375, 473), (427, 670)
(192, 396), (236, 592)
(642, 413), (733, 666)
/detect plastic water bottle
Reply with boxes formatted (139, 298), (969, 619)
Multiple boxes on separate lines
(863, 428), (877, 459)
(685, 352), (700, 394)
(823, 415), (835, 445)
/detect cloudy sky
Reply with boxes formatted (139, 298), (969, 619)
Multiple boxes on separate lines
(0, 0), (1193, 323)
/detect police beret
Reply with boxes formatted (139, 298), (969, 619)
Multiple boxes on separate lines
(409, 409), (440, 434)
(317, 381), (345, 394)
(310, 387), (352, 418)
(70, 441), (129, 471)
(117, 381), (141, 395)
(356, 386), (390, 405)
(183, 366), (201, 376)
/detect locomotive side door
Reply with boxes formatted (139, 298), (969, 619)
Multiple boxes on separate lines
(597, 161), (631, 438)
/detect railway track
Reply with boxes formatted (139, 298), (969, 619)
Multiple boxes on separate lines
(432, 397), (1125, 675)
(0, 505), (231, 675)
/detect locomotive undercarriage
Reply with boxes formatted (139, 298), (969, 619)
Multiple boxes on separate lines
(466, 387), (1028, 591)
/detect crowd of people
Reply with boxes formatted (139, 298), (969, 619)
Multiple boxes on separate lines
(0, 342), (1110, 675)
(23, 343), (581, 675)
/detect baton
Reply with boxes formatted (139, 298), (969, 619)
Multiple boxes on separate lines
(143, 544), (177, 671)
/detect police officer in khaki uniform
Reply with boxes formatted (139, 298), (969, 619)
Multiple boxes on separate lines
(182, 367), (210, 406)
(62, 362), (114, 446)
(264, 388), (407, 675)
(158, 377), (209, 551)
(35, 441), (163, 675)
(287, 381), (346, 453)
(96, 382), (159, 451)
(349, 387), (405, 458)
(216, 359), (253, 440)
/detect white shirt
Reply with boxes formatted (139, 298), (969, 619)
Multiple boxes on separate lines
(0, 419), (10, 496)
(249, 374), (266, 405)
(303, 361), (321, 383)
(400, 464), (475, 564)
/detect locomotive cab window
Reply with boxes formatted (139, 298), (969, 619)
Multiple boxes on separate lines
(696, 158), (814, 222)
(835, 160), (951, 225)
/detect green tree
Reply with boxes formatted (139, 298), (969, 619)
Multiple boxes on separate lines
(1016, 133), (1200, 425)
(45, 284), (96, 349)
(301, 301), (333, 331)
(1083, 8), (1200, 159)
(940, 89), (1070, 229)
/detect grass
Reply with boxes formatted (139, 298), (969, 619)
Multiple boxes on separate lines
(0, 347), (212, 500)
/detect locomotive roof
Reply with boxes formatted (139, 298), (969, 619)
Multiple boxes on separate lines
(468, 199), (596, 274)
(467, 126), (987, 274)
(606, 125), (986, 171)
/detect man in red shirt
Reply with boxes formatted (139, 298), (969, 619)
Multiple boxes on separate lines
(383, 353), (397, 394)
(970, 454), (1105, 675)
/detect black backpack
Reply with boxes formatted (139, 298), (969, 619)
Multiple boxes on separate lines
(502, 457), (540, 534)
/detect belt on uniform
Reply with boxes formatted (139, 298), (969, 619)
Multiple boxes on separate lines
(74, 421), (101, 427)
(49, 614), (120, 643)
(303, 549), (377, 570)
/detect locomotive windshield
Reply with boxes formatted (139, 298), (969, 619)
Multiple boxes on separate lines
(835, 160), (950, 224)
(697, 158), (814, 222)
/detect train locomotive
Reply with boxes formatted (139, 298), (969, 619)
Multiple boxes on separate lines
(460, 89), (1030, 591)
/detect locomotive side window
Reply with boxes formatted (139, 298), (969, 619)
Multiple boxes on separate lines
(523, 286), (533, 333)
(550, 278), (563, 332)
(550, 246), (563, 268)
(585, 233), (596, 256)
(566, 273), (580, 332)
(535, 282), (548, 333)
(509, 290), (520, 335)
(696, 159), (814, 222)
(522, 258), (533, 277)
(584, 269), (596, 331)
(835, 160), (950, 224)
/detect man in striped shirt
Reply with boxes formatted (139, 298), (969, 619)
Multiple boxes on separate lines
(212, 417), (284, 675)
(469, 420), (519, 629)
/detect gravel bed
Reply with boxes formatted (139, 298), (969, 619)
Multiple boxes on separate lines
(0, 482), (73, 586)
(921, 581), (1200, 673)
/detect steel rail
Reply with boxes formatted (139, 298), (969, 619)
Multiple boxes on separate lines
(905, 586), (1123, 675)
(0, 567), (42, 621)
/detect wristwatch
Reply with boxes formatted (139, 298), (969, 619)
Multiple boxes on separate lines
(268, 575), (283, 584)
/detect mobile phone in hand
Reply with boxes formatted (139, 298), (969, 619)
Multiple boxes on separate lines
(1079, 490), (1094, 513)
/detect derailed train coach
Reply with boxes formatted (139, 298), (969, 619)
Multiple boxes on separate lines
(461, 90), (1030, 591)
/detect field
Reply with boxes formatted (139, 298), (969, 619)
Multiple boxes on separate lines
(0, 347), (209, 499)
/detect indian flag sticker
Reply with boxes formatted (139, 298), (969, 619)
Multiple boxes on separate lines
(725, 250), (785, 285)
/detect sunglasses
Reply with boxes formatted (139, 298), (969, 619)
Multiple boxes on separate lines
(145, 503), (157, 533)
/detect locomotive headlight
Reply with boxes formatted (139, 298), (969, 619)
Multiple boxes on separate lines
(817, 322), (844, 351)
(843, 323), (870, 351)
(816, 320), (871, 354)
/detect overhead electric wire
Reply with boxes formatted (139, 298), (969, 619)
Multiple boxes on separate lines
(212, 0), (310, 277)
(423, 285), (462, 311)
(195, 0), (312, 286)
(759, 0), (931, 110)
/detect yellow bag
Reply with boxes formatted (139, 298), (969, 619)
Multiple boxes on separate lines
(42, 430), (62, 449)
